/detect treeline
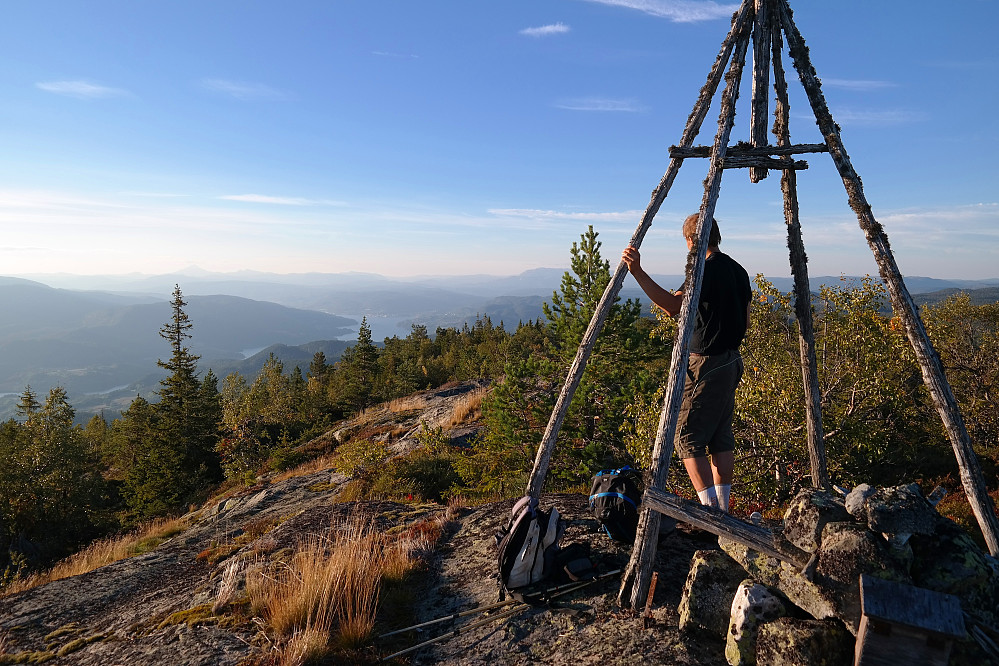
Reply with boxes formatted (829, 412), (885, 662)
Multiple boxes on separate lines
(3, 225), (999, 583)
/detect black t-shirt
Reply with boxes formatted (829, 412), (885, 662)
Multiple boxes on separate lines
(678, 251), (751, 355)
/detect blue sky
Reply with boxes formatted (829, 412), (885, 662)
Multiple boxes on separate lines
(1, 0), (997, 280)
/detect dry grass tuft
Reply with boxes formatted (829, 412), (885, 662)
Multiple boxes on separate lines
(213, 558), (245, 614)
(445, 387), (488, 428)
(247, 513), (450, 663)
(270, 454), (338, 484)
(1, 515), (191, 598)
(280, 621), (331, 666)
(387, 395), (426, 413)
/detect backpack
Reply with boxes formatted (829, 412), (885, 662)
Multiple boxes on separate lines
(495, 496), (565, 597)
(589, 466), (643, 543)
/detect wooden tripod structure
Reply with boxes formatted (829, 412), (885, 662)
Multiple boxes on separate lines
(521, 0), (999, 609)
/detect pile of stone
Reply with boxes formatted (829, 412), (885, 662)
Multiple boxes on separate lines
(677, 484), (999, 665)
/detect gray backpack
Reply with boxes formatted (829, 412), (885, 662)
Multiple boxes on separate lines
(495, 496), (565, 595)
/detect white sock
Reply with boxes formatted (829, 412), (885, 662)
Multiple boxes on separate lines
(697, 486), (719, 508)
(714, 484), (731, 513)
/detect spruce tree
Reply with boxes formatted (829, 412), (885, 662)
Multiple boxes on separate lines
(481, 226), (664, 489)
(113, 285), (222, 516)
(336, 317), (379, 412)
(16, 386), (40, 420)
(155, 285), (221, 495)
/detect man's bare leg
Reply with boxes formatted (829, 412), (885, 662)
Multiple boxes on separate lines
(711, 450), (734, 512)
(684, 452), (735, 512)
(684, 456), (718, 507)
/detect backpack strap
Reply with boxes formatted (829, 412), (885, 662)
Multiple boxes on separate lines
(589, 491), (638, 508)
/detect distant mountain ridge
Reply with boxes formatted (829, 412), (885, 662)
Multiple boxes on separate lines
(2, 269), (997, 422)
(0, 279), (357, 420)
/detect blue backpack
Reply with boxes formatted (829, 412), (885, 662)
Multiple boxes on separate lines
(589, 466), (643, 543)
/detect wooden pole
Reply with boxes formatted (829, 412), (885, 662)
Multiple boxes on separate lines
(524, 1), (755, 503)
(643, 488), (810, 568)
(777, 0), (999, 554)
(770, 3), (829, 490)
(749, 0), (772, 183)
(620, 3), (755, 609)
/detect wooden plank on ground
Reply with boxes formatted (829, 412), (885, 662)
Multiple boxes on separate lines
(643, 488), (810, 568)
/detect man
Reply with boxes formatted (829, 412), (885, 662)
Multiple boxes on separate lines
(621, 213), (751, 512)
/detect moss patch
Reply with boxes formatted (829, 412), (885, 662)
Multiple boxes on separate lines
(157, 603), (217, 629)
(42, 623), (80, 642)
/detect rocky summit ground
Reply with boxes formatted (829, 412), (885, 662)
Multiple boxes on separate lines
(0, 485), (730, 665)
(402, 495), (727, 666)
(0, 380), (733, 665)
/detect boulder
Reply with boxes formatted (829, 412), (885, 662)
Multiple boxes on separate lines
(725, 580), (786, 666)
(721, 540), (837, 627)
(679, 549), (748, 637)
(864, 484), (937, 537)
(909, 516), (999, 627)
(813, 521), (911, 632)
(844, 483), (876, 519)
(755, 617), (853, 666)
(723, 521), (910, 635)
(782, 488), (851, 554)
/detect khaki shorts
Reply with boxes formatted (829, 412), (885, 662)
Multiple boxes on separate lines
(675, 349), (743, 459)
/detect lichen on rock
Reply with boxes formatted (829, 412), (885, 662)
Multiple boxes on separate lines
(782, 488), (851, 554)
(678, 549), (748, 637)
(724, 579), (786, 666)
(754, 617), (852, 666)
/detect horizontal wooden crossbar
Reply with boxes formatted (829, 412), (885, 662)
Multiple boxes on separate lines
(669, 142), (829, 158)
(721, 155), (808, 170)
(643, 488), (810, 568)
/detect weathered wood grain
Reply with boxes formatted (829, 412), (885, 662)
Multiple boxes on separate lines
(642, 488), (810, 567)
(669, 142), (828, 158)
(750, 0), (773, 182)
(771, 3), (828, 490)
(722, 155), (808, 169)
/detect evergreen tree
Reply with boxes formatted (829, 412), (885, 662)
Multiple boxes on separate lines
(478, 226), (666, 491)
(1, 388), (108, 570)
(155, 286), (222, 492)
(335, 317), (380, 412)
(112, 286), (222, 515)
(16, 386), (40, 420)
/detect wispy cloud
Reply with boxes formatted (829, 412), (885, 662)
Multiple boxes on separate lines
(36, 80), (127, 99)
(489, 208), (641, 224)
(822, 78), (898, 91)
(554, 97), (646, 112)
(220, 194), (345, 206)
(579, 0), (739, 23)
(520, 22), (571, 37)
(880, 203), (999, 234)
(201, 78), (286, 100)
(791, 107), (926, 127)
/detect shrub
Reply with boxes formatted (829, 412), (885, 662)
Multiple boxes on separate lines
(332, 439), (389, 478)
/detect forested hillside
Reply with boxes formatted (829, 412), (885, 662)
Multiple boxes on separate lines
(2, 227), (998, 589)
